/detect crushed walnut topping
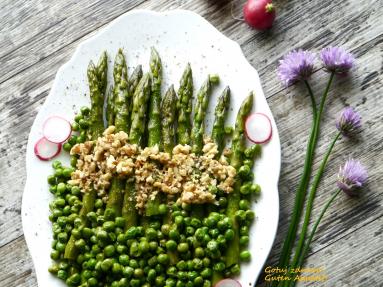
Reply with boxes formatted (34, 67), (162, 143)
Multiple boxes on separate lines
(70, 126), (236, 211)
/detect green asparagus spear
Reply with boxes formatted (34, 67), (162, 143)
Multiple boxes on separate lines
(105, 49), (131, 219)
(96, 51), (108, 96)
(161, 85), (177, 154)
(147, 47), (162, 148)
(113, 49), (130, 132)
(211, 86), (231, 155)
(106, 85), (115, 126)
(191, 74), (219, 154)
(129, 73), (152, 145)
(128, 65), (143, 97)
(88, 61), (106, 139)
(225, 92), (254, 270)
(64, 58), (107, 260)
(177, 63), (193, 145)
(122, 73), (152, 229)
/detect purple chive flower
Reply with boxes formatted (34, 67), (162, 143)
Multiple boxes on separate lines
(336, 107), (362, 137)
(277, 50), (316, 86)
(337, 159), (368, 196)
(320, 47), (355, 74)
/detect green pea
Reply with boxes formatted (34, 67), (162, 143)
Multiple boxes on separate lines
(218, 197), (227, 207)
(190, 218), (201, 228)
(80, 106), (90, 116)
(87, 277), (98, 286)
(133, 268), (144, 278)
(70, 156), (77, 167)
(230, 264), (241, 275)
(129, 259), (139, 268)
(158, 254), (169, 265)
(79, 119), (90, 129)
(147, 268), (157, 282)
(155, 275), (166, 286)
(235, 210), (246, 222)
(94, 198), (103, 209)
(174, 215), (184, 226)
(201, 267), (212, 279)
(100, 258), (113, 271)
(63, 142), (72, 152)
(56, 241), (66, 252)
(116, 244), (127, 254)
(224, 229), (235, 241)
(213, 262), (225, 272)
(118, 254), (130, 266)
(149, 241), (158, 251)
(138, 241), (150, 254)
(194, 228), (205, 241)
(177, 242), (189, 253)
(176, 260), (187, 271)
(166, 278), (177, 287)
(77, 134), (86, 143)
(202, 234), (211, 245)
(165, 240), (177, 251)
(209, 228), (219, 238)
(84, 213), (95, 224)
(48, 264), (59, 274)
(74, 114), (83, 122)
(122, 266), (134, 278)
(184, 216), (192, 226)
(251, 184), (261, 194)
(148, 256), (157, 267)
(47, 175), (56, 185)
(239, 199), (251, 210)
(207, 240), (219, 252)
(240, 225), (249, 235)
(161, 223), (170, 235)
(130, 279), (141, 287)
(111, 262), (121, 274)
(240, 235), (250, 246)
(240, 250), (251, 261)
(57, 269), (68, 280)
(158, 203), (168, 215)
(103, 221), (115, 232)
(130, 241), (141, 257)
(245, 210), (255, 221)
(75, 239), (86, 251)
(63, 167), (74, 179)
(169, 228), (180, 241)
(186, 226), (195, 236)
(145, 227), (157, 241)
(104, 245), (115, 257)
(125, 226), (137, 239)
(194, 276), (204, 286)
(240, 182), (252, 195)
(50, 249), (60, 260)
(57, 182), (66, 194)
(178, 271), (188, 280)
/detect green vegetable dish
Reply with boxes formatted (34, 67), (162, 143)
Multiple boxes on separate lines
(47, 48), (261, 287)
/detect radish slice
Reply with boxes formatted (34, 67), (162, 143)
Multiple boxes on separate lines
(43, 116), (72, 143)
(215, 279), (242, 287)
(34, 137), (62, 161)
(245, 112), (272, 144)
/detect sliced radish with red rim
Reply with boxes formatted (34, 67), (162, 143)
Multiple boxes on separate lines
(215, 279), (242, 287)
(43, 116), (72, 144)
(34, 137), (62, 161)
(245, 112), (272, 144)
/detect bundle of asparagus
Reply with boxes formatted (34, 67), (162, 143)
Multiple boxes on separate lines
(46, 48), (261, 287)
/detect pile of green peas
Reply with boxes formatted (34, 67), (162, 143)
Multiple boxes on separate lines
(62, 107), (91, 153)
(47, 109), (262, 286)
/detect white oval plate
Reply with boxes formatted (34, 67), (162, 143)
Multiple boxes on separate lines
(22, 9), (280, 286)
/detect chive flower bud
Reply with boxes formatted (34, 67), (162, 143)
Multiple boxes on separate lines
(336, 107), (361, 137)
(337, 159), (368, 196)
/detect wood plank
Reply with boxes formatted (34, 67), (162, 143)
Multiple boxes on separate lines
(0, 0), (382, 285)
(0, 236), (37, 287)
(257, 216), (383, 286)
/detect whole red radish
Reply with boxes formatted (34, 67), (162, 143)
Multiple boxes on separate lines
(243, 0), (276, 30)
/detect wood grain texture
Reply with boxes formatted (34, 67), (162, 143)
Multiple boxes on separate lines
(0, 0), (382, 286)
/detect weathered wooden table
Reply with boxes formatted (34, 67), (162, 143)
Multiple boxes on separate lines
(0, 0), (382, 286)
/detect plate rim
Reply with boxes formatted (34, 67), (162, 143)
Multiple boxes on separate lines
(22, 9), (281, 286)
